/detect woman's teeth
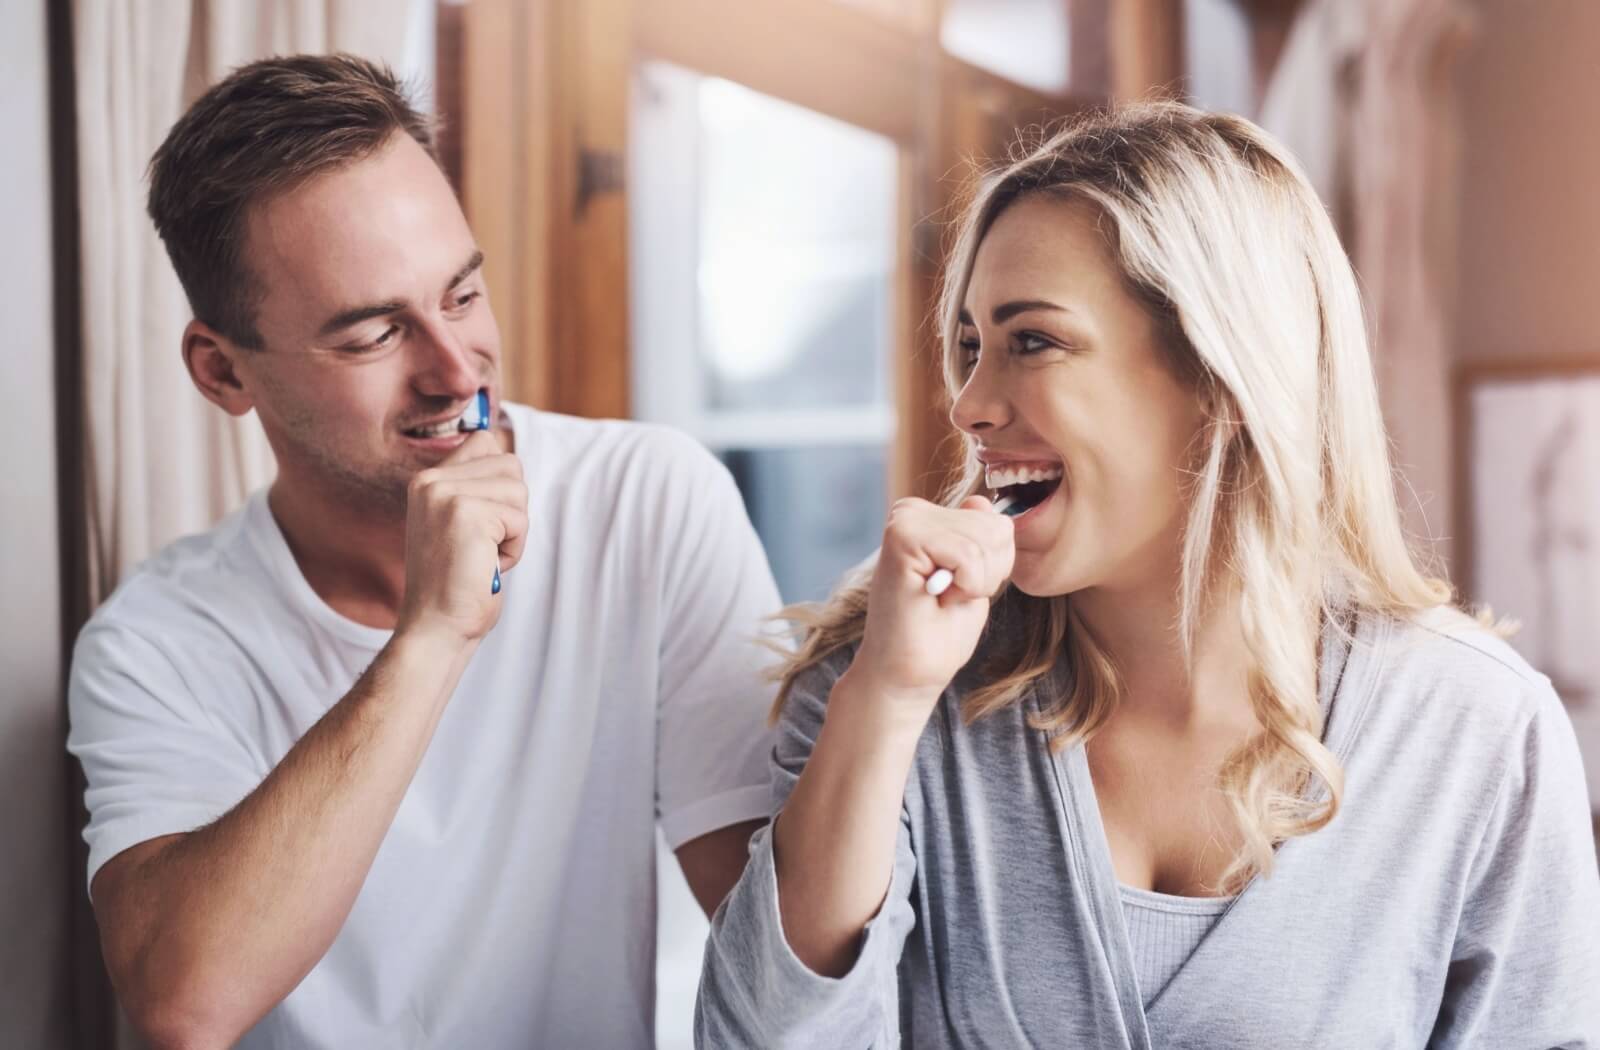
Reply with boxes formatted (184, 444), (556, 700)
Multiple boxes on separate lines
(983, 464), (1064, 489)
(405, 420), (461, 439)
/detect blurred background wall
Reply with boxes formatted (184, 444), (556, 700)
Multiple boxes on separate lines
(1, 1), (70, 1047)
(4, 1), (1595, 1047)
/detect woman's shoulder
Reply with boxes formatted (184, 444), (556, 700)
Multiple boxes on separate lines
(1371, 605), (1553, 711)
(1353, 605), (1576, 775)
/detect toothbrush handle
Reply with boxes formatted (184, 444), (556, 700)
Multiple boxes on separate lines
(471, 389), (503, 596)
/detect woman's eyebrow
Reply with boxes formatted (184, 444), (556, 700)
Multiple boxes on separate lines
(958, 300), (1073, 326)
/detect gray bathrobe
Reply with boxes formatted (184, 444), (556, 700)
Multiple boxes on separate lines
(696, 609), (1600, 1048)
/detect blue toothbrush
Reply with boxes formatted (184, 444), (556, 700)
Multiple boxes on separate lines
(459, 388), (501, 595)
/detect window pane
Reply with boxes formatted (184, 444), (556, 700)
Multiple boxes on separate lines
(721, 445), (888, 603)
(630, 61), (900, 596)
(941, 0), (1070, 94)
(695, 78), (898, 412)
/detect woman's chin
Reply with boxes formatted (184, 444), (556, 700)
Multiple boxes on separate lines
(1007, 554), (1090, 599)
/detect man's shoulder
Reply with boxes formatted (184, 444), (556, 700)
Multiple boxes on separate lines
(508, 404), (732, 506)
(75, 497), (274, 663)
(509, 403), (719, 471)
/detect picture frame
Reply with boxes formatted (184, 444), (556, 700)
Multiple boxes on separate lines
(1455, 359), (1600, 811)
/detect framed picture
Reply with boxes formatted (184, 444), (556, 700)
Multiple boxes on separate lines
(1457, 360), (1600, 810)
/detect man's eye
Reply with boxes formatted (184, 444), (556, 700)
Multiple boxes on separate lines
(450, 290), (481, 312)
(357, 325), (401, 353)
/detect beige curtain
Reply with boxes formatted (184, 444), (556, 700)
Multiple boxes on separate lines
(73, 0), (422, 608)
(1259, 0), (1476, 576)
(70, 5), (425, 1046)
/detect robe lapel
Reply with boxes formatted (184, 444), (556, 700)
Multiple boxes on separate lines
(1044, 718), (1154, 1050)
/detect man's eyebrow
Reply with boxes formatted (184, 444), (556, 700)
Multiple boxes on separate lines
(317, 299), (406, 338)
(315, 250), (486, 338)
(447, 250), (486, 290)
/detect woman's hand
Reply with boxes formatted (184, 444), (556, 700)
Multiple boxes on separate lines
(846, 495), (1015, 725)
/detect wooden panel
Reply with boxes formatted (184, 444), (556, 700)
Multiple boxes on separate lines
(1070, 0), (1113, 98)
(433, 1), (466, 193)
(637, 0), (927, 145)
(546, 0), (632, 419)
(833, 0), (941, 35)
(462, 0), (548, 405)
(1109, 0), (1186, 101)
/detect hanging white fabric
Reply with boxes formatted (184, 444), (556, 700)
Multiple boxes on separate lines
(72, 0), (426, 608)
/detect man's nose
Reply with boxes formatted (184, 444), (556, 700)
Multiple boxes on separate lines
(412, 315), (480, 398)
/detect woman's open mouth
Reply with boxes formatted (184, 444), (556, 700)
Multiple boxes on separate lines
(985, 463), (1064, 519)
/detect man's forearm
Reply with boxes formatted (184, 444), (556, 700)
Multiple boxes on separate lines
(105, 626), (475, 1047)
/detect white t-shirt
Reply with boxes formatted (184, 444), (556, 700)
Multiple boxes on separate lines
(67, 404), (781, 1049)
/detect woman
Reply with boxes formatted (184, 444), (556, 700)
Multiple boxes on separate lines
(695, 103), (1600, 1048)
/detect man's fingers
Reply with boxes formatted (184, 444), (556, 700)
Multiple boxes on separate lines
(420, 475), (528, 514)
(440, 429), (504, 464)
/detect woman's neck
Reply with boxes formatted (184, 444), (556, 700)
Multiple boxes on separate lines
(1071, 577), (1256, 732)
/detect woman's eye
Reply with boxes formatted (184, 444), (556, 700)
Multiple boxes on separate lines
(958, 337), (980, 370)
(1014, 331), (1053, 354)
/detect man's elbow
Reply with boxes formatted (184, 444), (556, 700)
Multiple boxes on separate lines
(112, 950), (250, 1050)
(123, 992), (237, 1050)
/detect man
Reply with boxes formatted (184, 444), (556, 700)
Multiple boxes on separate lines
(68, 54), (778, 1049)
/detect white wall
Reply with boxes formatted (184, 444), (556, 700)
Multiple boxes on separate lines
(0, 1), (69, 1048)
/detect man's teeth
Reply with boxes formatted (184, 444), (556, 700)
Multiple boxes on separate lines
(984, 464), (1064, 489)
(406, 420), (461, 439)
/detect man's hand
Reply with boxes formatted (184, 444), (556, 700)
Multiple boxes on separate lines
(396, 430), (528, 645)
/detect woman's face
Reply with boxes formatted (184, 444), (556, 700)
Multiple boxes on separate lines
(951, 195), (1206, 600)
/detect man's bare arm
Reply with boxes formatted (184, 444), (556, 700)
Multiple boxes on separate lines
(90, 434), (526, 1050)
(676, 819), (767, 919)
(94, 630), (473, 1048)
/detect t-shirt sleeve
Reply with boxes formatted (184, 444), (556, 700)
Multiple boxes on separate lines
(696, 647), (918, 1048)
(1430, 679), (1600, 1048)
(67, 618), (263, 894)
(653, 436), (784, 849)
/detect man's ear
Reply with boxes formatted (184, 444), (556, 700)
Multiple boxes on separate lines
(182, 319), (255, 417)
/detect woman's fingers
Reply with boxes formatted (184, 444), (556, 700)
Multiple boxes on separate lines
(884, 497), (1014, 600)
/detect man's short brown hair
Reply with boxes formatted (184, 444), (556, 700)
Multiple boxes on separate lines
(147, 53), (436, 349)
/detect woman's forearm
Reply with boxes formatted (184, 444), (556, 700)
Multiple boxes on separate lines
(772, 667), (928, 977)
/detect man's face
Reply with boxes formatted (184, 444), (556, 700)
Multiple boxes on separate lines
(234, 132), (502, 515)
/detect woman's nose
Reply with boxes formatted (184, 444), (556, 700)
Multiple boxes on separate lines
(949, 353), (1009, 435)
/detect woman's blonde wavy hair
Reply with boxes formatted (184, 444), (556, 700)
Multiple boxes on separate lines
(772, 101), (1457, 891)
